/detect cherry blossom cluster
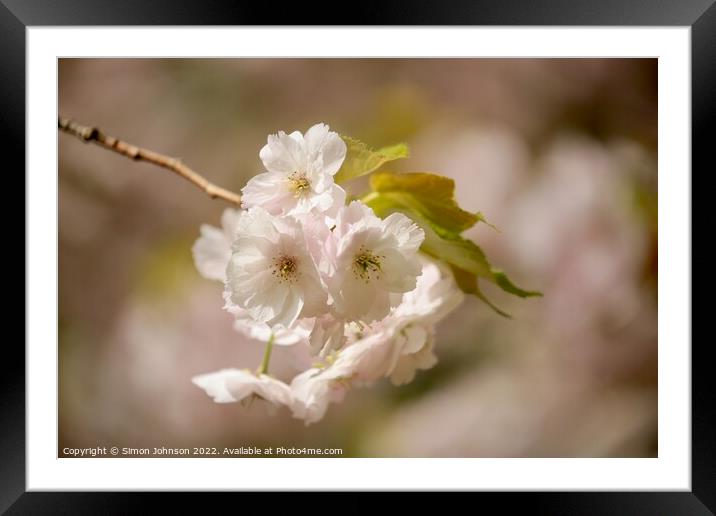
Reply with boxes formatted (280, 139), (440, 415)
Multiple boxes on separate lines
(191, 123), (464, 423)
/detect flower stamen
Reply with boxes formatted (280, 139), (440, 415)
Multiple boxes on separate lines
(287, 171), (311, 197)
(271, 254), (300, 284)
(353, 246), (384, 283)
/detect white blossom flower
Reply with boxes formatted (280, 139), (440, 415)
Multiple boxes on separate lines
(191, 208), (243, 282)
(192, 208), (313, 345)
(289, 330), (392, 424)
(226, 206), (327, 328)
(223, 290), (315, 346)
(242, 123), (347, 217)
(328, 201), (425, 323)
(290, 364), (350, 424)
(391, 256), (465, 325)
(300, 210), (338, 279)
(235, 317), (314, 347)
(191, 125), (472, 424)
(290, 257), (463, 423)
(387, 326), (438, 386)
(192, 368), (292, 408)
(289, 331), (395, 425)
(308, 314), (347, 356)
(371, 257), (464, 385)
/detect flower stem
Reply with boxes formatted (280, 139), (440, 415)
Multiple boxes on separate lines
(58, 116), (242, 205)
(257, 333), (275, 375)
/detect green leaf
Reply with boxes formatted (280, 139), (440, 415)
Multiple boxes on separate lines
(333, 136), (409, 184)
(450, 266), (511, 318)
(418, 213), (540, 298)
(364, 176), (542, 316)
(370, 172), (487, 234)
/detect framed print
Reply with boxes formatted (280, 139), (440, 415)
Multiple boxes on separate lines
(4, 0), (709, 512)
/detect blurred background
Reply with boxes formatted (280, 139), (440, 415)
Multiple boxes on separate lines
(59, 58), (657, 458)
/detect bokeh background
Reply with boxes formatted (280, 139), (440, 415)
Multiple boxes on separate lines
(58, 59), (657, 458)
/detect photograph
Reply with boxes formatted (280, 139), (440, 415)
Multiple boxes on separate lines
(57, 57), (658, 459)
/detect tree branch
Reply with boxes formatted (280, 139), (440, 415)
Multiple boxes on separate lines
(58, 116), (242, 206)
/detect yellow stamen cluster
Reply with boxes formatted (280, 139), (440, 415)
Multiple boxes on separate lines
(287, 171), (311, 197)
(353, 246), (384, 283)
(271, 254), (300, 284)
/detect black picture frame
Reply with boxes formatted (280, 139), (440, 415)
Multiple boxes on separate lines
(4, 0), (709, 512)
